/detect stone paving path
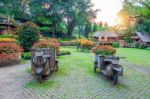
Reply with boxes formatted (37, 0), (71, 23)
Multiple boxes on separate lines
(0, 53), (150, 99)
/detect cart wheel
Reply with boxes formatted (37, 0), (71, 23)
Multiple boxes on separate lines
(56, 65), (58, 72)
(37, 75), (43, 83)
(55, 60), (58, 72)
(113, 75), (118, 85)
(94, 62), (97, 73)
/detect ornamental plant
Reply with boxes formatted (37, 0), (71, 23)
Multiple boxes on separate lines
(18, 21), (40, 51)
(77, 38), (94, 48)
(0, 43), (23, 54)
(32, 38), (60, 51)
(91, 45), (116, 56)
(0, 38), (17, 43)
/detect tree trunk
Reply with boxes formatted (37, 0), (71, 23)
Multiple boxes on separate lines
(67, 19), (75, 37)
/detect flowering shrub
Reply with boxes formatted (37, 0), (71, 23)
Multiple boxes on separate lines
(0, 43), (23, 54)
(0, 38), (17, 43)
(77, 38), (93, 47)
(0, 53), (20, 60)
(32, 38), (60, 51)
(91, 45), (116, 55)
(76, 38), (94, 52)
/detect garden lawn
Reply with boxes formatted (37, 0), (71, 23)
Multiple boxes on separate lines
(59, 47), (95, 76)
(116, 48), (150, 68)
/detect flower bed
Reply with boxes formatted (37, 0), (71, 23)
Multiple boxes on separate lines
(92, 45), (116, 56)
(76, 38), (94, 52)
(0, 53), (21, 66)
(61, 40), (77, 46)
(0, 43), (23, 66)
(32, 38), (60, 51)
(0, 38), (17, 43)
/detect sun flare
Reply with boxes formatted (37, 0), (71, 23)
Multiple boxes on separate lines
(92, 0), (123, 26)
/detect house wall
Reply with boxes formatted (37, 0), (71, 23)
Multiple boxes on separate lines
(99, 36), (107, 42)
(98, 36), (118, 42)
(0, 27), (18, 35)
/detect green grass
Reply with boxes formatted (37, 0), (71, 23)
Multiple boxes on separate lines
(19, 59), (27, 64)
(25, 67), (32, 73)
(116, 48), (150, 68)
(59, 47), (95, 76)
(25, 80), (55, 89)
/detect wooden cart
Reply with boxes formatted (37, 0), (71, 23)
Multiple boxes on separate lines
(31, 48), (58, 82)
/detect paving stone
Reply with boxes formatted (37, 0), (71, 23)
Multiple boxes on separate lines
(0, 59), (150, 99)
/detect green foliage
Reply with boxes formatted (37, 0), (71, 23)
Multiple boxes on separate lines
(39, 27), (50, 31)
(145, 47), (150, 50)
(124, 37), (132, 43)
(138, 44), (148, 49)
(0, 34), (17, 39)
(0, 0), (30, 19)
(0, 0), (98, 37)
(97, 25), (109, 32)
(118, 0), (150, 35)
(92, 23), (97, 33)
(18, 21), (40, 51)
(112, 42), (120, 48)
(137, 18), (150, 34)
(135, 43), (139, 48)
(25, 80), (55, 89)
(25, 67), (32, 73)
(85, 21), (92, 37)
(21, 52), (31, 60)
(58, 50), (71, 56)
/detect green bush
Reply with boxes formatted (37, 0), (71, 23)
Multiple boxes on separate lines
(112, 42), (120, 48)
(138, 44), (147, 49)
(21, 52), (31, 60)
(135, 43), (139, 48)
(124, 37), (132, 43)
(0, 34), (18, 39)
(18, 21), (40, 51)
(145, 47), (150, 50)
(57, 50), (71, 56)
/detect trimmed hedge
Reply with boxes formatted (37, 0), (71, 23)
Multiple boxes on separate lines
(112, 42), (120, 48)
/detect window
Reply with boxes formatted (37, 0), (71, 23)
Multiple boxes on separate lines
(101, 37), (104, 39)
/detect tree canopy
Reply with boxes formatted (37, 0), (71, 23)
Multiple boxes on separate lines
(0, 0), (98, 37)
(115, 0), (150, 36)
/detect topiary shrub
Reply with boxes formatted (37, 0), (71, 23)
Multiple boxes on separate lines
(18, 21), (40, 51)
(112, 42), (120, 48)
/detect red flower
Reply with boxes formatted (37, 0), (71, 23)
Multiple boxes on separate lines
(32, 38), (60, 51)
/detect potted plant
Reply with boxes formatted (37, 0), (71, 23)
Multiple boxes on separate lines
(91, 45), (116, 63)
(32, 38), (60, 52)
(0, 43), (23, 66)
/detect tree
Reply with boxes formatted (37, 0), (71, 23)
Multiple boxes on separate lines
(0, 0), (98, 37)
(0, 0), (30, 20)
(92, 23), (97, 32)
(62, 0), (98, 37)
(121, 0), (150, 34)
(18, 22), (40, 51)
(85, 21), (92, 37)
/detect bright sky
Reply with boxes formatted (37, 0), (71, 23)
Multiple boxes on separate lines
(92, 0), (123, 26)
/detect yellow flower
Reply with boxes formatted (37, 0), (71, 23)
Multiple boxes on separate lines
(0, 38), (17, 42)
